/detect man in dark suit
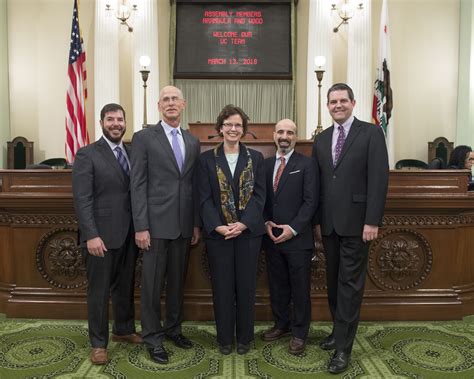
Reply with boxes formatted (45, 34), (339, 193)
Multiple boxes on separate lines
(72, 103), (142, 365)
(262, 119), (318, 355)
(312, 83), (389, 374)
(131, 85), (201, 364)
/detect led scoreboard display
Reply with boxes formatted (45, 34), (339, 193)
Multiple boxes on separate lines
(174, 0), (292, 79)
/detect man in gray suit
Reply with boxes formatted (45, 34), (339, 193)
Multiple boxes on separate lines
(131, 85), (201, 364)
(312, 83), (389, 374)
(72, 103), (142, 366)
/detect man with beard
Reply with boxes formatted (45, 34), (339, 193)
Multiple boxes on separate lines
(262, 119), (318, 355)
(72, 103), (142, 365)
(131, 86), (201, 364)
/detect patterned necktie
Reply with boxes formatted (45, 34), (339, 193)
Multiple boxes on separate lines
(273, 156), (286, 192)
(171, 128), (184, 172)
(334, 125), (346, 166)
(114, 146), (129, 176)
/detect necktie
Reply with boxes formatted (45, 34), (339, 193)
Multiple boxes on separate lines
(273, 156), (286, 192)
(171, 128), (184, 172)
(114, 146), (129, 176)
(334, 125), (346, 166)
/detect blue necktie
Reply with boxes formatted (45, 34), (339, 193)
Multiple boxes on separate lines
(171, 128), (184, 172)
(114, 146), (129, 176)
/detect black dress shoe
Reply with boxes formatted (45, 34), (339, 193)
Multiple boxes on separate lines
(328, 351), (350, 374)
(168, 334), (193, 349)
(219, 344), (232, 355)
(236, 343), (250, 355)
(147, 346), (169, 364)
(319, 334), (336, 350)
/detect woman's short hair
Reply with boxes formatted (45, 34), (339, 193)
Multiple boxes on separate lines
(449, 145), (472, 169)
(214, 104), (250, 135)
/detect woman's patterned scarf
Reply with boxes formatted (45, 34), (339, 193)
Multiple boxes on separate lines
(214, 143), (254, 223)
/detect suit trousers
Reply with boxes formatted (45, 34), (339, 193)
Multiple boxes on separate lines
(265, 247), (312, 339)
(322, 231), (369, 354)
(84, 233), (138, 348)
(140, 236), (190, 348)
(206, 236), (262, 346)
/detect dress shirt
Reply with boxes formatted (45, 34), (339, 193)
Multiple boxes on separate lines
(161, 120), (186, 160)
(331, 116), (354, 164)
(103, 136), (130, 168)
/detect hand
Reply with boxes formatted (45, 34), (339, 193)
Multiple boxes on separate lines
(135, 230), (151, 250)
(273, 224), (294, 244)
(86, 237), (107, 257)
(314, 224), (322, 242)
(191, 227), (201, 246)
(215, 225), (230, 236)
(225, 222), (247, 240)
(265, 221), (278, 241)
(362, 224), (379, 243)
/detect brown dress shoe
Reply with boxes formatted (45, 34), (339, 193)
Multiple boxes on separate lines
(289, 337), (306, 355)
(90, 348), (108, 365)
(111, 333), (143, 344)
(262, 327), (290, 342)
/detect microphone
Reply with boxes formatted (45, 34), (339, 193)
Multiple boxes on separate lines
(246, 131), (258, 139)
(208, 134), (221, 139)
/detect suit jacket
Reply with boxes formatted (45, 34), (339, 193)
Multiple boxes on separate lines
(263, 151), (318, 251)
(197, 143), (266, 240)
(312, 118), (389, 237)
(130, 122), (200, 239)
(72, 137), (132, 249)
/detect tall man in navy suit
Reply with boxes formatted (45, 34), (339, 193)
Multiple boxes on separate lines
(312, 83), (389, 374)
(131, 86), (201, 364)
(262, 119), (318, 355)
(72, 103), (142, 366)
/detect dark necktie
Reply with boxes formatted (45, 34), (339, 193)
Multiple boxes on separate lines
(114, 146), (129, 176)
(334, 125), (346, 166)
(273, 156), (286, 192)
(171, 128), (184, 172)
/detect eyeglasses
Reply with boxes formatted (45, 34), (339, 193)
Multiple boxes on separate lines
(222, 122), (243, 130)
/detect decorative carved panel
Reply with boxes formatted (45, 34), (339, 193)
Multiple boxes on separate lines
(368, 228), (433, 291)
(11, 214), (77, 226)
(36, 228), (87, 289)
(383, 215), (474, 227)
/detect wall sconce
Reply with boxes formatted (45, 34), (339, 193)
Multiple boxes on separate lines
(106, 1), (137, 33)
(312, 56), (326, 138)
(139, 55), (151, 129)
(331, 0), (363, 33)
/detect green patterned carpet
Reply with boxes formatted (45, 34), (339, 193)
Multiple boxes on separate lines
(0, 315), (473, 378)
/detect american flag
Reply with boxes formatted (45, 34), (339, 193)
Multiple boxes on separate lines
(65, 0), (89, 163)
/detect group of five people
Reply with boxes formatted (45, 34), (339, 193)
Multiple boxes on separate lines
(72, 82), (389, 375)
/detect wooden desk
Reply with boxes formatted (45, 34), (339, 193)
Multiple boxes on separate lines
(1, 160), (473, 320)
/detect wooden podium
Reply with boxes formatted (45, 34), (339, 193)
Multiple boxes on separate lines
(1, 145), (474, 321)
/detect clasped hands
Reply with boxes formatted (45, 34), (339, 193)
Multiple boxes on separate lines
(266, 221), (294, 244)
(215, 222), (247, 240)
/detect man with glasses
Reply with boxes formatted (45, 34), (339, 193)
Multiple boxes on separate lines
(131, 86), (201, 364)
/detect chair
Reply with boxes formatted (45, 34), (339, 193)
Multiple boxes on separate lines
(428, 137), (454, 165)
(427, 157), (446, 169)
(7, 136), (34, 169)
(39, 158), (68, 169)
(395, 159), (428, 170)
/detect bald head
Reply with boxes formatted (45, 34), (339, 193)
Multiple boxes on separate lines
(274, 118), (297, 155)
(158, 85), (186, 127)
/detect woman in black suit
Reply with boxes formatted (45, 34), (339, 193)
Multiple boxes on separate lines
(197, 105), (266, 355)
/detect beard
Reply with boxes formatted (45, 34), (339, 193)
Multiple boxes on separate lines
(102, 127), (125, 144)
